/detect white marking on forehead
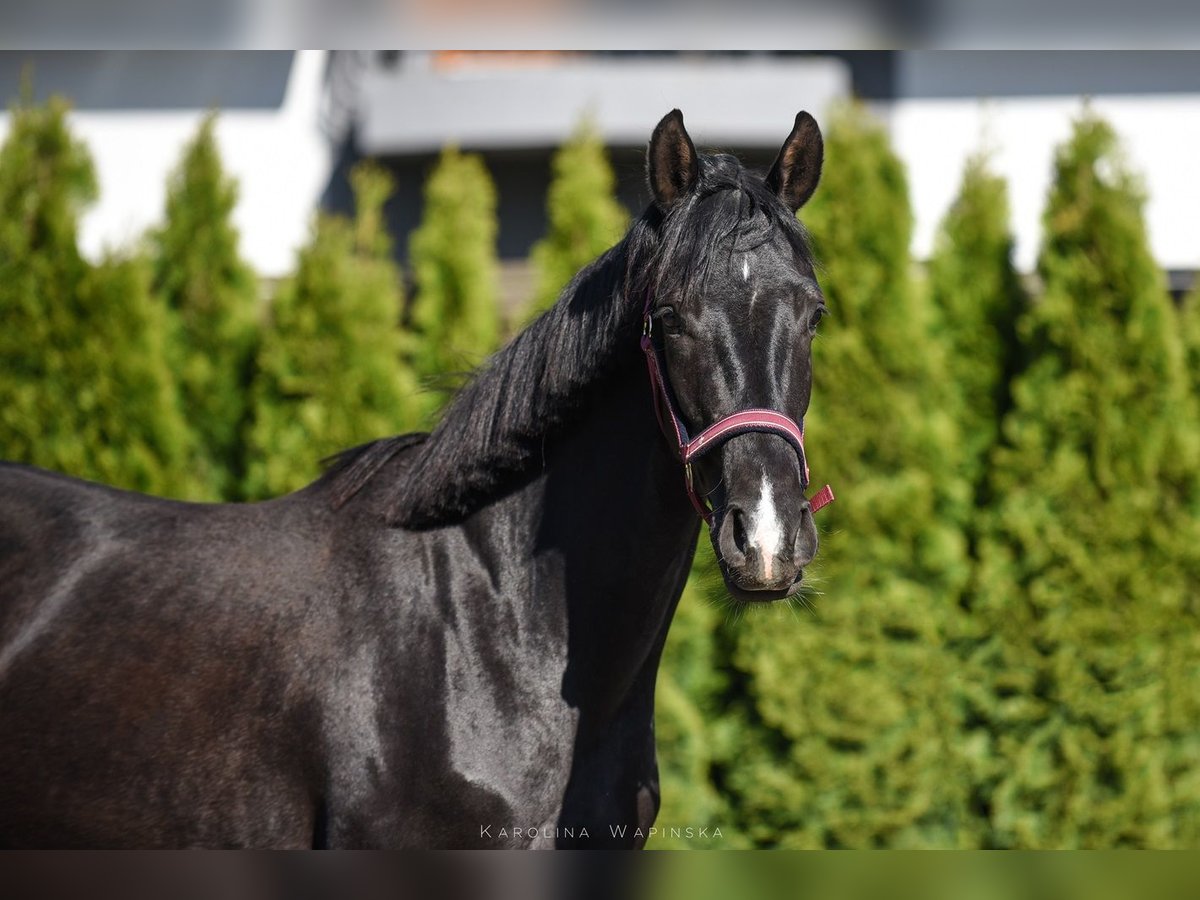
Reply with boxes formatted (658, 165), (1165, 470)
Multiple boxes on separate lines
(742, 258), (751, 282)
(748, 476), (783, 580)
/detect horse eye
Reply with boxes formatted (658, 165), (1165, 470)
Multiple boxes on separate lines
(808, 307), (826, 332)
(659, 307), (682, 334)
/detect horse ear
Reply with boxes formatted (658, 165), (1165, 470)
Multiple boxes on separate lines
(647, 109), (699, 211)
(766, 111), (823, 212)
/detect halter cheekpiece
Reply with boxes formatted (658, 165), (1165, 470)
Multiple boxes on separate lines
(640, 294), (835, 525)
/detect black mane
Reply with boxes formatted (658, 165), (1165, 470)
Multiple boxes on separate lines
(324, 153), (814, 528)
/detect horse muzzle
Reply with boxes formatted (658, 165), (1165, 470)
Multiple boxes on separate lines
(713, 487), (818, 600)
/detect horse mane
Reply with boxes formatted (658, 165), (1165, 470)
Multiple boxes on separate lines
(322, 153), (814, 528)
(321, 433), (428, 509)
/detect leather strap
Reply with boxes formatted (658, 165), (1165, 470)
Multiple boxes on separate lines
(640, 302), (834, 524)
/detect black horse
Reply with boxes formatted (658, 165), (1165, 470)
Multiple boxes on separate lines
(0, 109), (828, 848)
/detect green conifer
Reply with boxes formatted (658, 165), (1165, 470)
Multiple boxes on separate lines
(526, 119), (628, 320)
(243, 164), (420, 499)
(1181, 277), (1200, 398)
(0, 94), (190, 495)
(928, 153), (1024, 492)
(407, 146), (501, 411)
(152, 113), (259, 499)
(653, 545), (745, 848)
(972, 111), (1200, 847)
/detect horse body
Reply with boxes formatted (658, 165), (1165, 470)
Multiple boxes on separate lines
(0, 109), (826, 847)
(0, 467), (327, 846)
(0, 361), (696, 848)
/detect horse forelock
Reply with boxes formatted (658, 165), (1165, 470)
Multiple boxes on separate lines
(647, 155), (814, 311)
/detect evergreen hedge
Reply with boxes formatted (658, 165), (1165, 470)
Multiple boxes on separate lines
(242, 164), (420, 499)
(928, 152), (1024, 495)
(526, 118), (629, 320)
(407, 146), (501, 413)
(654, 543), (747, 848)
(0, 94), (191, 496)
(970, 112), (1200, 847)
(152, 113), (259, 500)
(1182, 276), (1200, 398)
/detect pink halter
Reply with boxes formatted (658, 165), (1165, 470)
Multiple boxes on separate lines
(640, 297), (835, 525)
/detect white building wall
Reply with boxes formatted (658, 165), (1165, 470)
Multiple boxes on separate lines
(0, 50), (332, 277)
(889, 94), (1200, 272)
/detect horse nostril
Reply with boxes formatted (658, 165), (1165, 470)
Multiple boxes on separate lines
(731, 508), (749, 557)
(717, 505), (751, 569)
(794, 503), (819, 568)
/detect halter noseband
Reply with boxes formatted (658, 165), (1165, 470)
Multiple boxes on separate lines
(640, 296), (835, 525)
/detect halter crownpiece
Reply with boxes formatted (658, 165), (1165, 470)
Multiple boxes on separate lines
(640, 298), (835, 525)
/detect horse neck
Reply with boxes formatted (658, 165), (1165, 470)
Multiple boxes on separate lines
(534, 347), (702, 728)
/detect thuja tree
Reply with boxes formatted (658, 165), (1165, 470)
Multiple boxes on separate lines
(928, 152), (1024, 494)
(243, 164), (421, 499)
(716, 103), (977, 847)
(152, 113), (259, 500)
(408, 146), (501, 413)
(971, 112), (1200, 847)
(1181, 276), (1200, 398)
(0, 95), (190, 496)
(652, 543), (749, 849)
(525, 118), (629, 321)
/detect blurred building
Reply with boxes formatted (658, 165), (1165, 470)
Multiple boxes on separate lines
(2, 50), (1198, 297)
(323, 51), (851, 306)
(0, 50), (330, 277)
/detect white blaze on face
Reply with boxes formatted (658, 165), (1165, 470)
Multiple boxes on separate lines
(748, 476), (784, 580)
(743, 255), (759, 305)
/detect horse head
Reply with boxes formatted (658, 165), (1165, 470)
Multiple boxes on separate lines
(642, 109), (828, 602)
